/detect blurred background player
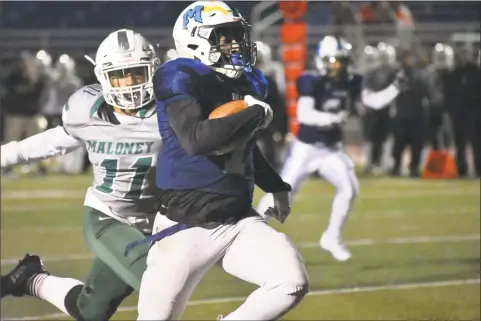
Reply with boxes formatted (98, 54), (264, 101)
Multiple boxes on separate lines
(2, 51), (48, 178)
(254, 41), (288, 170)
(258, 35), (364, 261)
(423, 43), (454, 151)
(445, 46), (481, 178)
(389, 50), (429, 177)
(41, 53), (85, 174)
(361, 42), (398, 174)
(42, 54), (82, 130)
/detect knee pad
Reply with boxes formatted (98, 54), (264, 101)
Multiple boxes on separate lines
(64, 284), (125, 321)
(350, 182), (360, 200)
(338, 186), (356, 203)
(274, 263), (309, 297)
(64, 285), (85, 321)
(289, 274), (309, 297)
(338, 176), (359, 203)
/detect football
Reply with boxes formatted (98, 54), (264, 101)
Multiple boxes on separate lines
(209, 100), (249, 119)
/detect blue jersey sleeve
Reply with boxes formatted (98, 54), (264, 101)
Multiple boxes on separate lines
(154, 58), (210, 105)
(296, 73), (317, 97)
(247, 68), (268, 100)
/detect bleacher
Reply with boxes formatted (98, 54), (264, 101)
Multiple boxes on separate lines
(406, 1), (480, 23)
(301, 1), (479, 26)
(0, 1), (255, 28)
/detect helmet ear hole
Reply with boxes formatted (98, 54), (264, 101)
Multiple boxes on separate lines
(188, 44), (199, 51)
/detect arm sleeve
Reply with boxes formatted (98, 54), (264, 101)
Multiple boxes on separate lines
(266, 76), (288, 135)
(349, 74), (363, 115)
(1, 126), (83, 168)
(297, 96), (339, 127)
(165, 96), (265, 156)
(296, 73), (339, 127)
(253, 145), (291, 193)
(361, 84), (400, 110)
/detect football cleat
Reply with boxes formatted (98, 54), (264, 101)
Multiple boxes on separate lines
(5, 254), (49, 297)
(320, 233), (352, 262)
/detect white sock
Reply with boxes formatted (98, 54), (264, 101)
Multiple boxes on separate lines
(324, 192), (354, 239)
(222, 287), (304, 320)
(29, 275), (83, 315)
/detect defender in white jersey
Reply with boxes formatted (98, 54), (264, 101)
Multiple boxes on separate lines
(1, 29), (161, 320)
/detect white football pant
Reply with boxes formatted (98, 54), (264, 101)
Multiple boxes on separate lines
(258, 138), (359, 243)
(137, 214), (309, 320)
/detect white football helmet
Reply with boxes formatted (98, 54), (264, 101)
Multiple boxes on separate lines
(255, 41), (272, 66)
(93, 29), (160, 110)
(315, 35), (352, 76)
(377, 42), (397, 66)
(55, 54), (76, 77)
(173, 1), (256, 79)
(35, 50), (54, 78)
(164, 48), (179, 62)
(36, 50), (52, 68)
(432, 43), (454, 70)
(362, 45), (380, 72)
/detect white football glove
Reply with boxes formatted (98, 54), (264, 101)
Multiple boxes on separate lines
(244, 95), (273, 130)
(259, 191), (291, 224)
(317, 111), (348, 130)
(333, 111), (349, 124)
(1, 142), (19, 169)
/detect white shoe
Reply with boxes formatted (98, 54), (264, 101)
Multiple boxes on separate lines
(320, 233), (352, 262)
(217, 315), (224, 321)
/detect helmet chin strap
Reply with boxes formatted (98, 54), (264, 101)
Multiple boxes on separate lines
(209, 53), (252, 79)
(210, 66), (243, 79)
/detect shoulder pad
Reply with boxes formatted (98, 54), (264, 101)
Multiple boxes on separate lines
(154, 58), (211, 101)
(62, 84), (105, 128)
(296, 72), (319, 97)
(245, 68), (268, 99)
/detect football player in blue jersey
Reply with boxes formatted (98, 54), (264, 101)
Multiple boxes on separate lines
(257, 36), (399, 262)
(134, 1), (308, 320)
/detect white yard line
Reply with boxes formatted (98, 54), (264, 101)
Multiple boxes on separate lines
(5, 278), (480, 320)
(296, 189), (480, 201)
(301, 234), (480, 248)
(1, 189), (479, 201)
(0, 205), (80, 213)
(294, 207), (477, 222)
(1, 253), (93, 266)
(0, 226), (82, 233)
(2, 234), (479, 266)
(1, 190), (86, 199)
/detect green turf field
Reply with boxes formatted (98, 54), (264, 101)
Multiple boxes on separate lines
(1, 174), (480, 320)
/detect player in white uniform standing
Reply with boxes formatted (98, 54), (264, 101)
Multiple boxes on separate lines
(258, 36), (400, 262)
(1, 29), (162, 321)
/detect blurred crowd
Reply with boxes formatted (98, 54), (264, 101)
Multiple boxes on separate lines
(331, 1), (415, 33)
(1, 37), (479, 179)
(360, 42), (480, 178)
(0, 50), (86, 176)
